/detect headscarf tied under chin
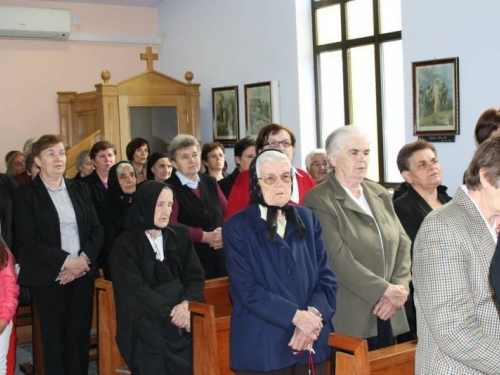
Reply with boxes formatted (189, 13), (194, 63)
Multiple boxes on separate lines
(124, 180), (171, 231)
(249, 149), (306, 244)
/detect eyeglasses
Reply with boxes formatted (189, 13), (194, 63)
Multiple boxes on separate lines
(258, 172), (293, 185)
(263, 140), (293, 148)
(241, 154), (255, 159)
(311, 161), (328, 168)
(208, 153), (225, 159)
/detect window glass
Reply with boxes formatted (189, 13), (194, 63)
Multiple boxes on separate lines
(316, 5), (342, 45)
(381, 40), (405, 183)
(346, 0), (374, 39)
(318, 51), (345, 144)
(379, 0), (402, 34)
(348, 45), (378, 181)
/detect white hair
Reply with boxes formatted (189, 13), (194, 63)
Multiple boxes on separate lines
(324, 125), (370, 158)
(304, 148), (326, 173)
(256, 150), (290, 178)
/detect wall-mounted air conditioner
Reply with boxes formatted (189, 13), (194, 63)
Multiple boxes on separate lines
(0, 6), (70, 40)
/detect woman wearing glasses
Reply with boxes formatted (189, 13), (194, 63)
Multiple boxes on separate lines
(305, 149), (328, 183)
(223, 149), (337, 374)
(201, 142), (227, 181)
(226, 124), (316, 218)
(166, 134), (227, 279)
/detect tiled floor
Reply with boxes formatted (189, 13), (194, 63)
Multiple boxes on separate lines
(14, 343), (98, 375)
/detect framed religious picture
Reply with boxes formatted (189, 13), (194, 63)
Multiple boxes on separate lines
(212, 86), (239, 144)
(412, 57), (460, 136)
(244, 81), (280, 137)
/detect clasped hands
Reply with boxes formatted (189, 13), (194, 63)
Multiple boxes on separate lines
(58, 255), (90, 285)
(203, 228), (223, 250)
(289, 309), (323, 352)
(170, 300), (190, 332)
(373, 284), (408, 321)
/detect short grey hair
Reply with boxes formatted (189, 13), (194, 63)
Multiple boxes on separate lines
(256, 150), (290, 178)
(324, 125), (370, 158)
(76, 150), (91, 170)
(305, 148), (326, 173)
(168, 134), (200, 161)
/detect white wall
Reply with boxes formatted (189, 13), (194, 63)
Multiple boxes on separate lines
(402, 0), (500, 195)
(156, 0), (316, 170)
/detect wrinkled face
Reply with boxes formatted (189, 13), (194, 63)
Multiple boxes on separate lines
(204, 147), (225, 172)
(13, 154), (26, 175)
(309, 154), (328, 181)
(35, 142), (66, 178)
(151, 157), (172, 181)
(79, 156), (94, 177)
(171, 145), (201, 181)
(154, 188), (174, 228)
(262, 130), (295, 161)
(118, 165), (137, 195)
(93, 148), (116, 175)
(403, 149), (442, 191)
(133, 144), (149, 165)
(235, 146), (256, 171)
(258, 160), (292, 207)
(330, 136), (370, 184)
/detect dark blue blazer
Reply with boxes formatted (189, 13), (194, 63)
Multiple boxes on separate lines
(222, 203), (337, 372)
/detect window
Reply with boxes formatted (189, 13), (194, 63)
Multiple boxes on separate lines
(312, 0), (404, 184)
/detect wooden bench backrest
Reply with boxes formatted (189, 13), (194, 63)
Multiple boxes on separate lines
(189, 302), (234, 375)
(328, 333), (416, 375)
(203, 276), (232, 318)
(95, 278), (127, 374)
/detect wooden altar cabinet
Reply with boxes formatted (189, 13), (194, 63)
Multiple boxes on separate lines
(57, 69), (201, 161)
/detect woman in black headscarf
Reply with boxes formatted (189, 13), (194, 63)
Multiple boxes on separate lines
(222, 149), (337, 374)
(97, 161), (136, 280)
(109, 181), (205, 375)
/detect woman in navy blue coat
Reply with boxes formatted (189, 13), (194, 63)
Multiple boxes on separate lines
(222, 150), (337, 374)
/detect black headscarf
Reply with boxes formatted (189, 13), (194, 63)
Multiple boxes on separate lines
(249, 149), (306, 243)
(146, 152), (170, 181)
(125, 180), (171, 231)
(107, 161), (135, 202)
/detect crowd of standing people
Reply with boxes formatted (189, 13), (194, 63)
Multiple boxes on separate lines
(1, 109), (500, 374)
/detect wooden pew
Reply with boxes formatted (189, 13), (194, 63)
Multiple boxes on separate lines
(95, 276), (232, 375)
(189, 302), (234, 375)
(94, 278), (127, 375)
(328, 333), (416, 375)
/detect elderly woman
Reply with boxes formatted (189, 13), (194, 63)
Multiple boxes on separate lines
(126, 137), (150, 184)
(82, 141), (116, 207)
(73, 150), (94, 180)
(304, 126), (411, 350)
(227, 124), (316, 218)
(393, 140), (451, 343)
(305, 148), (328, 182)
(13, 134), (103, 375)
(201, 141), (227, 181)
(166, 134), (227, 279)
(7, 152), (31, 187)
(97, 161), (136, 280)
(223, 149), (337, 374)
(414, 134), (500, 374)
(146, 152), (172, 182)
(110, 181), (204, 375)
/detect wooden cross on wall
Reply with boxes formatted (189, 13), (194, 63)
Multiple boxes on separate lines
(140, 46), (158, 71)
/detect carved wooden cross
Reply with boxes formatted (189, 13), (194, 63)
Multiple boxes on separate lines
(140, 46), (158, 71)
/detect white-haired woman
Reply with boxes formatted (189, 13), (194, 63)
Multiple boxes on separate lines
(165, 134), (227, 279)
(223, 149), (337, 374)
(304, 125), (411, 351)
(304, 148), (328, 182)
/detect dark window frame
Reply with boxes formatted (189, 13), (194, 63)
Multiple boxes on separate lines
(312, 0), (402, 186)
